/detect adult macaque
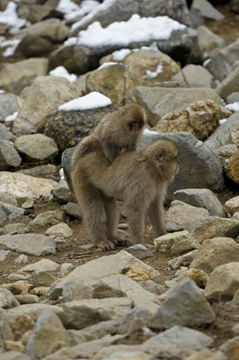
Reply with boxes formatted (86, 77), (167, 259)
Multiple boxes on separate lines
(72, 103), (146, 163)
(71, 139), (179, 250)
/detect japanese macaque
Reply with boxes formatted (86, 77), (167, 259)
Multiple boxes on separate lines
(71, 139), (179, 250)
(71, 103), (147, 163)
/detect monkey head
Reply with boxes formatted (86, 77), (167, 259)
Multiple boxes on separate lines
(120, 103), (147, 134)
(145, 139), (179, 182)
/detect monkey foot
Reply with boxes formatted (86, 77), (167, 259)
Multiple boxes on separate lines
(97, 240), (115, 251)
(111, 236), (127, 247)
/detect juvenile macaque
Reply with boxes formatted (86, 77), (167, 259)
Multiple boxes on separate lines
(71, 103), (146, 163)
(71, 139), (179, 250)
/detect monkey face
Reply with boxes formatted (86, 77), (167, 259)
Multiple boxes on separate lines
(128, 118), (145, 132)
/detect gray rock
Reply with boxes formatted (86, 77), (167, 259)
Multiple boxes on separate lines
(49, 253), (129, 299)
(0, 234), (56, 256)
(197, 25), (225, 56)
(26, 311), (68, 360)
(205, 262), (239, 300)
(19, 259), (59, 274)
(190, 237), (239, 273)
(0, 288), (19, 309)
(154, 230), (200, 256)
(145, 325), (213, 350)
(217, 65), (239, 99)
(190, 0), (224, 26)
(59, 298), (132, 329)
(141, 131), (224, 194)
(0, 93), (22, 123)
(0, 58), (48, 95)
(0, 140), (21, 169)
(71, 0), (191, 34)
(149, 277), (215, 329)
(29, 210), (64, 228)
(13, 76), (80, 134)
(7, 304), (63, 322)
(0, 250), (10, 261)
(18, 164), (59, 181)
(126, 244), (153, 259)
(166, 200), (210, 232)
(0, 124), (16, 141)
(52, 180), (72, 203)
(15, 134), (58, 161)
(20, 18), (69, 42)
(168, 250), (199, 270)
(174, 64), (213, 88)
(15, 294), (40, 305)
(205, 112), (239, 151)
(0, 353), (30, 360)
(174, 188), (225, 217)
(16, 34), (53, 57)
(226, 91), (239, 104)
(192, 217), (239, 243)
(1, 223), (29, 235)
(50, 22), (196, 75)
(0, 172), (58, 201)
(0, 202), (24, 225)
(135, 87), (223, 125)
(205, 39), (239, 81)
(45, 223), (73, 238)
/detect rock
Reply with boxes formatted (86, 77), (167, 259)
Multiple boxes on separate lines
(145, 325), (213, 350)
(16, 34), (54, 57)
(7, 304), (63, 323)
(20, 18), (69, 42)
(0, 352), (30, 360)
(185, 349), (227, 360)
(154, 230), (200, 256)
(44, 104), (116, 152)
(71, 0), (191, 34)
(183, 268), (209, 288)
(0, 202), (24, 225)
(60, 263), (74, 277)
(15, 294), (40, 305)
(50, 16), (196, 74)
(0, 172), (57, 201)
(0, 234), (56, 256)
(0, 288), (19, 309)
(190, 237), (239, 273)
(1, 281), (31, 295)
(217, 66), (239, 100)
(175, 65), (213, 88)
(225, 149), (239, 184)
(166, 201), (209, 232)
(86, 63), (135, 106)
(225, 196), (239, 215)
(0, 93), (22, 123)
(190, 0), (224, 26)
(12, 76), (80, 134)
(29, 210), (64, 228)
(197, 25), (224, 56)
(174, 188), (225, 217)
(216, 144), (237, 164)
(19, 259), (59, 274)
(59, 298), (132, 329)
(14, 255), (28, 265)
(63, 273), (160, 313)
(226, 91), (239, 103)
(168, 250), (199, 270)
(26, 311), (68, 360)
(0, 140), (22, 169)
(19, 164), (59, 181)
(45, 223), (73, 238)
(205, 262), (239, 300)
(155, 100), (227, 140)
(135, 87), (223, 126)
(192, 217), (239, 243)
(205, 112), (239, 151)
(0, 250), (10, 261)
(52, 180), (72, 203)
(15, 134), (58, 161)
(64, 202), (82, 219)
(149, 277), (215, 329)
(140, 131), (224, 195)
(18, 1), (59, 23)
(205, 39), (239, 81)
(0, 58), (48, 95)
(126, 244), (153, 259)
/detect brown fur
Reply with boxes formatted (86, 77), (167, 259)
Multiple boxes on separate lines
(71, 103), (146, 164)
(71, 139), (178, 250)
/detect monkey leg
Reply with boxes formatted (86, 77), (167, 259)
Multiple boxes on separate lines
(148, 197), (166, 237)
(127, 200), (145, 244)
(104, 196), (126, 246)
(79, 186), (115, 250)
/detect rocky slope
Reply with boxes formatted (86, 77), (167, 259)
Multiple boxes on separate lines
(0, 0), (239, 359)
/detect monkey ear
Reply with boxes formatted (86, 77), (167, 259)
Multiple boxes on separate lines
(156, 148), (167, 162)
